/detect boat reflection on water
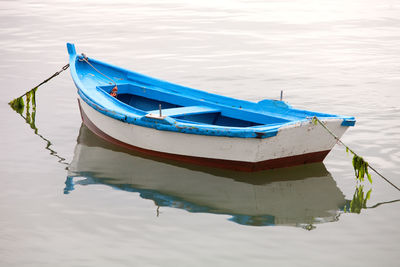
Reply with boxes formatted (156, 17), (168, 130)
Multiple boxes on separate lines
(66, 124), (347, 228)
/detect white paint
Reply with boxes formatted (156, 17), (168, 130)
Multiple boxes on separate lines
(80, 98), (349, 163)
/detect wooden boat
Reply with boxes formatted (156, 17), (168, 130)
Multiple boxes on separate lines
(67, 124), (348, 227)
(67, 43), (355, 171)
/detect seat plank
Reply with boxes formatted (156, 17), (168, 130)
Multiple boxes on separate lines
(147, 106), (219, 117)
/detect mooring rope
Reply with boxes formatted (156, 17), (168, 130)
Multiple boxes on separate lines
(312, 116), (400, 192)
(10, 63), (70, 103)
(8, 63), (71, 167)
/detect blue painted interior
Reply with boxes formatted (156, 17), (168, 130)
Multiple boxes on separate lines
(117, 93), (181, 111)
(115, 88), (263, 127)
(67, 43), (356, 138)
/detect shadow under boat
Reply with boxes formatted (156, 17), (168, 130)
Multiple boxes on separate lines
(66, 124), (347, 227)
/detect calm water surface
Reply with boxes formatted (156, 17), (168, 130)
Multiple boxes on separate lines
(1, 0), (400, 266)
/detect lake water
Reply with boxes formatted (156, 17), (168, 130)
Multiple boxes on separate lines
(1, 0), (400, 266)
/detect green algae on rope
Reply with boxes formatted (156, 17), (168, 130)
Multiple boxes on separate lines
(312, 116), (400, 192)
(351, 154), (372, 184)
(9, 87), (38, 130)
(8, 63), (69, 111)
(8, 63), (70, 166)
(8, 85), (68, 166)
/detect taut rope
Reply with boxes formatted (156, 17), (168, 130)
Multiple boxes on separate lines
(312, 116), (400, 192)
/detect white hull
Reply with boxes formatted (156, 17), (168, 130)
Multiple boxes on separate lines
(79, 97), (348, 170)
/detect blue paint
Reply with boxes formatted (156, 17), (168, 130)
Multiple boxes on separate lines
(67, 43), (356, 139)
(341, 118), (356, 126)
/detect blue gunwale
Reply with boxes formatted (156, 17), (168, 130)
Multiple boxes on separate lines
(67, 43), (355, 139)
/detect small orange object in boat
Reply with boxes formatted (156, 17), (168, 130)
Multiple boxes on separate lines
(110, 86), (118, 97)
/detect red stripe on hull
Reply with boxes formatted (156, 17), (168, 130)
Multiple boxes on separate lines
(78, 99), (330, 172)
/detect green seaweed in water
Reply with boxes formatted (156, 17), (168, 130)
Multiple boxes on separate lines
(352, 154), (372, 184)
(25, 91), (31, 124)
(8, 88), (38, 131)
(8, 87), (67, 165)
(31, 87), (37, 108)
(9, 96), (25, 114)
(344, 185), (372, 214)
